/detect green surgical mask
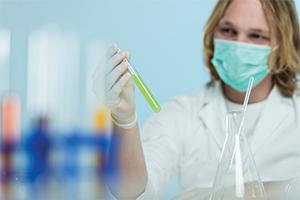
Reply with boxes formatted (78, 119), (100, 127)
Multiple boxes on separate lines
(211, 39), (272, 92)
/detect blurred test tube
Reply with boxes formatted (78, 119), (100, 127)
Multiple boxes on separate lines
(0, 94), (21, 200)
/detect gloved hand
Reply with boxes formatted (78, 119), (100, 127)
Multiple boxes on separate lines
(93, 44), (137, 128)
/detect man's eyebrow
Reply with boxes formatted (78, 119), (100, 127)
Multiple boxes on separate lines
(219, 20), (235, 27)
(219, 20), (270, 35)
(249, 28), (270, 35)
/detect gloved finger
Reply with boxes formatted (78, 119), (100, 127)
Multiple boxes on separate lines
(110, 72), (131, 98)
(92, 48), (117, 80)
(93, 44), (119, 80)
(106, 51), (130, 75)
(105, 43), (119, 60)
(106, 50), (129, 74)
(104, 72), (127, 108)
(105, 60), (129, 91)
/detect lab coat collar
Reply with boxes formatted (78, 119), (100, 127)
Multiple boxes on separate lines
(197, 81), (292, 152)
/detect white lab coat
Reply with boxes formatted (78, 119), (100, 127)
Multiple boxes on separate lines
(137, 81), (300, 199)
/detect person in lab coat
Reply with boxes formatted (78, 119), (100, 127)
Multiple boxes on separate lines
(93, 0), (300, 199)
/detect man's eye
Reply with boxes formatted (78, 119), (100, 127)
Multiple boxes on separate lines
(220, 28), (237, 36)
(249, 33), (269, 40)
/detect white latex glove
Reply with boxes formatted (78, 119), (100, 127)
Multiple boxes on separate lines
(93, 44), (137, 128)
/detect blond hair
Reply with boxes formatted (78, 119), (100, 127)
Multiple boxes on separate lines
(203, 0), (300, 97)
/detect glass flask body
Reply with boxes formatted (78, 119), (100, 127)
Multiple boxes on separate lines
(209, 111), (267, 200)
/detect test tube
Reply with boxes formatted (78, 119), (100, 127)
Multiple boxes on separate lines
(124, 59), (161, 112)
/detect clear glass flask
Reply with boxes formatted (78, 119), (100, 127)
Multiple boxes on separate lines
(209, 111), (267, 200)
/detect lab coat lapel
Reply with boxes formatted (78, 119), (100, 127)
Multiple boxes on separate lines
(250, 86), (290, 155)
(198, 82), (227, 149)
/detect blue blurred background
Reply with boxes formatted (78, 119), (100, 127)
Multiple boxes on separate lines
(0, 0), (299, 199)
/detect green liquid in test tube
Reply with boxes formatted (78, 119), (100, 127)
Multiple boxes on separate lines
(124, 59), (161, 112)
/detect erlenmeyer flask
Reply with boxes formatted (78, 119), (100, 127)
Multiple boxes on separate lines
(209, 110), (267, 200)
